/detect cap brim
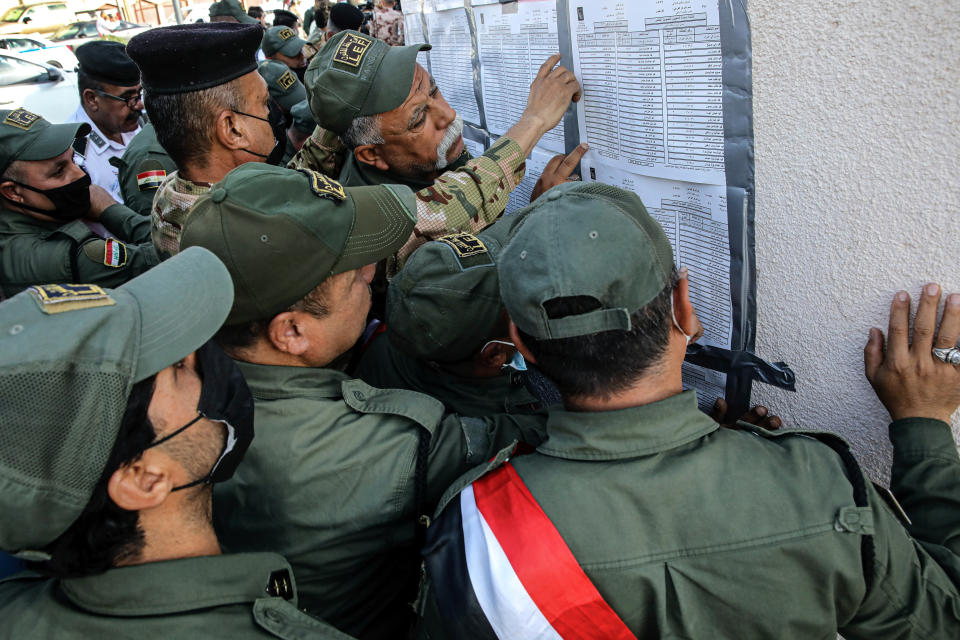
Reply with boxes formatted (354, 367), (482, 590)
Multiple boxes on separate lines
(332, 184), (417, 275)
(364, 42), (431, 117)
(17, 121), (90, 162)
(120, 247), (234, 382)
(276, 80), (307, 111)
(278, 36), (306, 57)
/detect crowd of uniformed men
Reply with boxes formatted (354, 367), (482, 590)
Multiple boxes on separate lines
(0, 5), (959, 639)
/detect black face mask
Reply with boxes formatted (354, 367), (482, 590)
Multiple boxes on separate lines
(144, 342), (255, 492)
(233, 105), (287, 166)
(294, 65), (307, 85)
(5, 173), (92, 220)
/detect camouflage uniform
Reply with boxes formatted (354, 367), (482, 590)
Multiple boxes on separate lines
(371, 6), (404, 46)
(290, 126), (526, 275)
(150, 171), (211, 258)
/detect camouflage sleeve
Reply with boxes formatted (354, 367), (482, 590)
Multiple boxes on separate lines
(393, 136), (526, 272)
(288, 125), (347, 179)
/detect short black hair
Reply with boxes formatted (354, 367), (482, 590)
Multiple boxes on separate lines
(518, 270), (679, 400)
(77, 69), (103, 98)
(28, 375), (158, 578)
(247, 6), (264, 18)
(143, 79), (244, 169)
(272, 9), (298, 28)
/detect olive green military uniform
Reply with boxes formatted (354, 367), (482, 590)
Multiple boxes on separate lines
(0, 203), (160, 298)
(0, 553), (355, 640)
(356, 334), (542, 416)
(175, 165), (547, 640)
(111, 123), (177, 216)
(300, 31), (527, 274)
(214, 364), (545, 640)
(354, 215), (543, 416)
(422, 395), (960, 639)
(293, 129), (524, 274)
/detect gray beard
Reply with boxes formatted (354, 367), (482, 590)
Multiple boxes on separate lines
(434, 114), (464, 171)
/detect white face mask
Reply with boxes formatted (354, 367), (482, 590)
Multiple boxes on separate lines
(671, 298), (693, 346)
(481, 339), (528, 371)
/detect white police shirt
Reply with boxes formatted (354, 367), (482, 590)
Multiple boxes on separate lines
(69, 105), (140, 202)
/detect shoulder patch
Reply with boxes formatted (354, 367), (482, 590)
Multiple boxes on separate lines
(277, 69), (297, 91)
(28, 284), (115, 315)
(87, 131), (106, 150)
(438, 232), (487, 258)
(341, 378), (445, 435)
(137, 169), (166, 191)
(103, 238), (127, 267)
(297, 168), (346, 202)
(278, 27), (295, 40)
(333, 33), (373, 68)
(3, 108), (40, 130)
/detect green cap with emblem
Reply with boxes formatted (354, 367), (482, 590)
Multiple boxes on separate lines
(209, 0), (259, 23)
(258, 59), (307, 111)
(499, 182), (676, 340)
(0, 247), (234, 554)
(0, 108), (90, 174)
(386, 215), (527, 363)
(180, 163), (417, 325)
(305, 29), (431, 135)
(262, 25), (305, 57)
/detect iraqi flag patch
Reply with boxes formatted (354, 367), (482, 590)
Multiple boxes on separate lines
(104, 239), (127, 268)
(137, 169), (166, 191)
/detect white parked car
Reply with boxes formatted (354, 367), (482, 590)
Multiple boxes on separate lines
(0, 2), (74, 36)
(0, 35), (76, 69)
(0, 52), (78, 122)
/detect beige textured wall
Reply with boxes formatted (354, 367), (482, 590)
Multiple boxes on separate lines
(747, 0), (960, 480)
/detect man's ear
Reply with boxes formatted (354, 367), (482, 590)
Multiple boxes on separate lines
(81, 88), (99, 111)
(0, 180), (21, 203)
(267, 311), (311, 356)
(507, 320), (537, 365)
(214, 109), (246, 151)
(478, 340), (512, 370)
(107, 449), (173, 512)
(672, 273), (700, 338)
(353, 144), (389, 171)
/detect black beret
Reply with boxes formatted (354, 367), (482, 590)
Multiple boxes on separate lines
(271, 9), (298, 27)
(329, 3), (363, 31)
(75, 40), (140, 86)
(126, 23), (263, 95)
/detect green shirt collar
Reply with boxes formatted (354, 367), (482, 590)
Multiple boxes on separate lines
(338, 149), (471, 191)
(234, 360), (348, 400)
(60, 552), (296, 617)
(0, 206), (59, 235)
(537, 390), (719, 461)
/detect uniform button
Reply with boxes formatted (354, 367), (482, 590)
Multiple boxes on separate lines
(211, 188), (227, 203)
(264, 609), (283, 623)
(9, 324), (23, 335)
(511, 373), (523, 386)
(546, 190), (563, 202)
(353, 390), (365, 401)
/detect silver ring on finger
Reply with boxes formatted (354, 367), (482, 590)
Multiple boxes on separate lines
(932, 346), (960, 366)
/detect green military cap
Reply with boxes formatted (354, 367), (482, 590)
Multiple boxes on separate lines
(386, 215), (527, 363)
(290, 98), (316, 133)
(0, 108), (89, 174)
(209, 0), (259, 23)
(262, 25), (305, 57)
(499, 182), (675, 340)
(305, 29), (431, 135)
(180, 163), (417, 325)
(0, 247), (234, 555)
(258, 60), (307, 111)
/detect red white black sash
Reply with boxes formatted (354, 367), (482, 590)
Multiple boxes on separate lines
(423, 462), (636, 639)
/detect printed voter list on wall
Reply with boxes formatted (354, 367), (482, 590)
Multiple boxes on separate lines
(401, 0), (762, 411)
(569, 1), (725, 185)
